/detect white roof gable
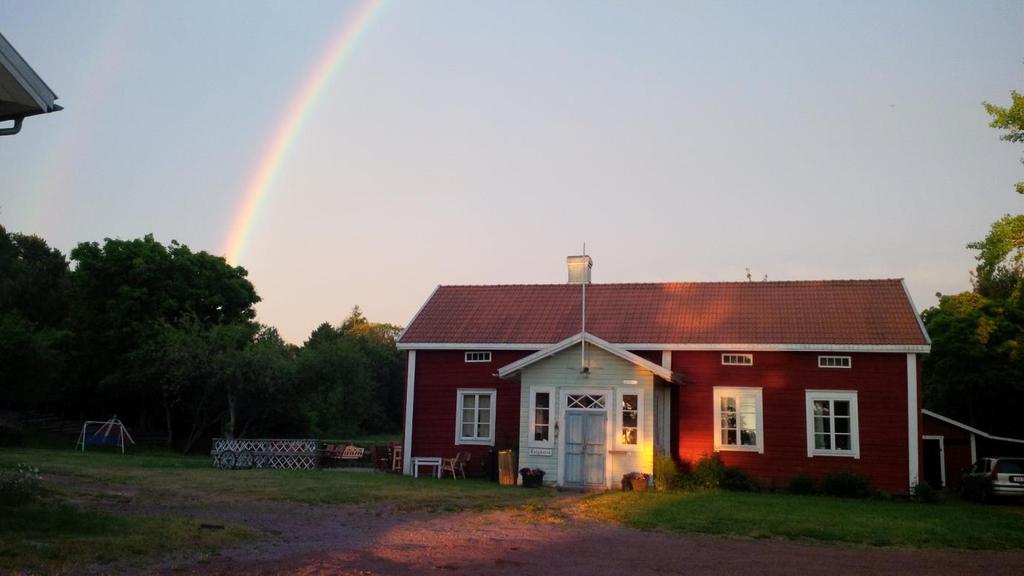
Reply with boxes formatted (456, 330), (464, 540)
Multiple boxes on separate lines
(497, 331), (677, 382)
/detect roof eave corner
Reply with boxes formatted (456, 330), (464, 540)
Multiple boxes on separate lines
(899, 278), (932, 349)
(395, 284), (441, 345)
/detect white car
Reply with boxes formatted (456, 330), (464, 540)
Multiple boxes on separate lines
(961, 457), (1024, 502)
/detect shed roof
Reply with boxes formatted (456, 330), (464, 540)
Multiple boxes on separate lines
(398, 279), (930, 351)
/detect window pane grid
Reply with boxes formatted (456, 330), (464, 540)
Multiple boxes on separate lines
(717, 390), (760, 449)
(533, 392), (550, 442)
(621, 394), (638, 445)
(810, 397), (854, 454)
(459, 392), (495, 442)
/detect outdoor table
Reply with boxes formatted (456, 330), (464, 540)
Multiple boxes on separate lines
(411, 456), (442, 478)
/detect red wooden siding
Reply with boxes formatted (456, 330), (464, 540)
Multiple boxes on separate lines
(409, 350), (528, 475)
(670, 351), (913, 493)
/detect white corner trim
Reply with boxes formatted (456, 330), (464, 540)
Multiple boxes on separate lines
(396, 285), (440, 343)
(970, 433), (977, 462)
(900, 279), (932, 346)
(907, 353), (919, 489)
(661, 350), (672, 370)
(402, 350), (416, 475)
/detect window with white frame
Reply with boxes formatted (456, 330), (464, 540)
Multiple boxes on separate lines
(617, 391), (642, 448)
(464, 351), (491, 363)
(805, 390), (859, 458)
(456, 389), (496, 445)
(818, 355), (851, 369)
(713, 387), (764, 452)
(721, 354), (753, 366)
(567, 393), (605, 410)
(529, 387), (554, 447)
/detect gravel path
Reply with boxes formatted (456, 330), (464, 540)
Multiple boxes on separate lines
(47, 474), (1022, 576)
(143, 500), (1024, 576)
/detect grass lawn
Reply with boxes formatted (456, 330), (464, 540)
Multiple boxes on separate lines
(577, 489), (1024, 550)
(0, 502), (256, 574)
(0, 444), (547, 510)
(0, 442), (548, 574)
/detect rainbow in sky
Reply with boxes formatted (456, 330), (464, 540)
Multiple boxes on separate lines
(221, 0), (384, 264)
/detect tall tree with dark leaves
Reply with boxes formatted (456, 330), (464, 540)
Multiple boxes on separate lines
(922, 92), (1024, 437)
(69, 235), (259, 435)
(0, 226), (71, 410)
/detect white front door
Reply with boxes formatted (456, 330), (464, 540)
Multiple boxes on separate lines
(563, 392), (608, 488)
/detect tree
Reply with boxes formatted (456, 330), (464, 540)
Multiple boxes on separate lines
(0, 226), (71, 410)
(923, 218), (1024, 438)
(983, 90), (1024, 194)
(68, 235), (260, 435)
(966, 214), (1024, 299)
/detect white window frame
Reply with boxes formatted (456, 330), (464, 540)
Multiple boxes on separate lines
(818, 355), (852, 369)
(455, 388), (497, 446)
(528, 386), (555, 448)
(464, 351), (492, 363)
(805, 390), (859, 458)
(615, 388), (644, 450)
(713, 387), (764, 453)
(721, 353), (753, 366)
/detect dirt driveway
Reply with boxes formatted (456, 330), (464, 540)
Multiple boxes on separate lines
(124, 496), (1024, 576)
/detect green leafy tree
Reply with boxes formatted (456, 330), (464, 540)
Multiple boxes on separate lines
(923, 219), (1024, 437)
(984, 90), (1024, 194)
(967, 214), (1024, 299)
(295, 336), (376, 438)
(68, 235), (259, 435)
(0, 226), (71, 410)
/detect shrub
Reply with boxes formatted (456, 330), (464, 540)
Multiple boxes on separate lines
(653, 453), (680, 491)
(721, 466), (755, 491)
(911, 481), (939, 504)
(0, 464), (42, 506)
(821, 470), (871, 498)
(788, 473), (816, 495)
(692, 453), (726, 488)
(688, 454), (754, 491)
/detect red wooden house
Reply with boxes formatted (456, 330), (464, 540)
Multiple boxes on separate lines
(396, 257), (931, 494)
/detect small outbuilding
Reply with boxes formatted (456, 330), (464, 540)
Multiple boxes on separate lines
(921, 409), (1024, 490)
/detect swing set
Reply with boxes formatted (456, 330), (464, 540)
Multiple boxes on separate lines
(75, 415), (135, 454)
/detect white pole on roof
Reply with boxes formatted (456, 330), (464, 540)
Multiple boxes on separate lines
(581, 242), (586, 372)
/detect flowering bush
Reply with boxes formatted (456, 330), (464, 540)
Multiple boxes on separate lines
(0, 464), (43, 506)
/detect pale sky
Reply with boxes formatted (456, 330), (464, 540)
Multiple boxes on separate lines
(1, 0), (1022, 343)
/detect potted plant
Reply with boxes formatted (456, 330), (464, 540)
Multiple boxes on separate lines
(519, 467), (545, 488)
(623, 472), (650, 492)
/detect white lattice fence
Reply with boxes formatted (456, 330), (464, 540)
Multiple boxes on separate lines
(211, 438), (320, 470)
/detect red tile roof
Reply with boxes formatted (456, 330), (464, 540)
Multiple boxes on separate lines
(398, 280), (929, 347)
